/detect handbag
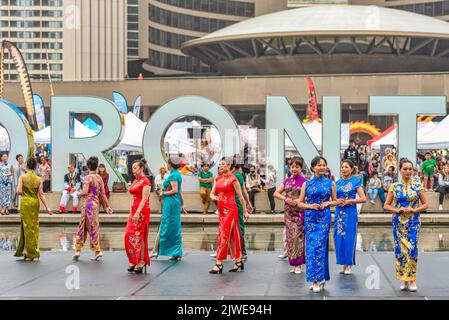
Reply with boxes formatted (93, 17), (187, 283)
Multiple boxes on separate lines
(112, 182), (127, 193)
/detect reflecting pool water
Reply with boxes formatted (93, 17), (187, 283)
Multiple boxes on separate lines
(1, 225), (449, 253)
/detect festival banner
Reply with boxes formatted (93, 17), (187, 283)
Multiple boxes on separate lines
(112, 91), (128, 114)
(132, 95), (142, 117)
(33, 94), (46, 130)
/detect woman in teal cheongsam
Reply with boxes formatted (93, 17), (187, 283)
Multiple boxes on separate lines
(297, 156), (338, 293)
(384, 159), (428, 292)
(157, 157), (186, 260)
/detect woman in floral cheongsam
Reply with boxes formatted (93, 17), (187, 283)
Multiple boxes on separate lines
(334, 160), (366, 275)
(384, 159), (428, 292)
(274, 156), (307, 274)
(297, 156), (338, 293)
(0, 153), (14, 215)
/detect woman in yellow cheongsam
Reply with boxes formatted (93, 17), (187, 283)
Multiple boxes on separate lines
(384, 159), (428, 292)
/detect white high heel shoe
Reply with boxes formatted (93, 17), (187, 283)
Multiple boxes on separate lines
(408, 283), (417, 292)
(400, 282), (409, 291)
(294, 266), (302, 274)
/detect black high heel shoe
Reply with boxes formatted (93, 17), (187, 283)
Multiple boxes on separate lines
(127, 265), (136, 273)
(134, 261), (147, 274)
(209, 264), (223, 274)
(229, 261), (244, 272)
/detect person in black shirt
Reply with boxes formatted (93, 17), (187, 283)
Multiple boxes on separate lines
(343, 140), (359, 167)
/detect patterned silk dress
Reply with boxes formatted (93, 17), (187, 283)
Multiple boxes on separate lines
(75, 174), (107, 252)
(304, 175), (333, 283)
(215, 174), (242, 261)
(334, 176), (361, 266)
(389, 180), (424, 281)
(14, 171), (42, 260)
(125, 175), (151, 266)
(283, 174), (307, 267)
(0, 162), (12, 207)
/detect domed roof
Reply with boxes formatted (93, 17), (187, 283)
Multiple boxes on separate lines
(182, 5), (449, 50)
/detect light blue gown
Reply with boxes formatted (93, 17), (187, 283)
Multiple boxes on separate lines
(304, 175), (332, 283)
(334, 176), (361, 266)
(158, 169), (183, 257)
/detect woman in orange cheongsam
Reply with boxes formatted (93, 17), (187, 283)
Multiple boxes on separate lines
(125, 160), (151, 274)
(209, 158), (249, 274)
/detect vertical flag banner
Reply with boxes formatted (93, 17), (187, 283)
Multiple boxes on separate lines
(112, 91), (128, 114)
(132, 95), (141, 117)
(33, 94), (46, 130)
(305, 75), (319, 122)
(1, 41), (37, 129)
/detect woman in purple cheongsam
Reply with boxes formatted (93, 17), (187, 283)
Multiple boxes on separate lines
(274, 157), (307, 274)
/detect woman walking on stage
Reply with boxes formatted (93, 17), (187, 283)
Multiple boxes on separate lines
(274, 156), (307, 274)
(125, 160), (151, 273)
(297, 156), (338, 292)
(384, 159), (428, 292)
(14, 157), (53, 261)
(158, 156), (187, 260)
(73, 156), (113, 262)
(209, 158), (249, 274)
(334, 160), (366, 275)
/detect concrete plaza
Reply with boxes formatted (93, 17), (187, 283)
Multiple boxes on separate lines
(0, 251), (448, 300)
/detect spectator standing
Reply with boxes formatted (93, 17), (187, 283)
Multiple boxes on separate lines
(198, 163), (214, 215)
(421, 152), (438, 191)
(343, 140), (359, 167)
(39, 156), (51, 192)
(262, 165), (277, 214)
(12, 154), (27, 211)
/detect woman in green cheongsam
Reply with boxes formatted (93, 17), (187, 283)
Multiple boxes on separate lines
(14, 157), (53, 261)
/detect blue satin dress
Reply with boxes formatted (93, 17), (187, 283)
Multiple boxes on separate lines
(334, 176), (361, 266)
(158, 169), (183, 257)
(304, 175), (333, 283)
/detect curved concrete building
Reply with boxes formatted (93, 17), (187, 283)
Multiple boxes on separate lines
(145, 0), (286, 75)
(181, 5), (449, 75)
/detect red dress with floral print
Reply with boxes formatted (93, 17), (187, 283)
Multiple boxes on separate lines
(215, 174), (242, 261)
(124, 176), (151, 265)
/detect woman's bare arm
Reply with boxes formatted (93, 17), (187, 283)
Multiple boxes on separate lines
(38, 180), (52, 213)
(16, 176), (23, 195)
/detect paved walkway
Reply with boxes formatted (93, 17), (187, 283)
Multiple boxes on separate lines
(0, 251), (448, 300)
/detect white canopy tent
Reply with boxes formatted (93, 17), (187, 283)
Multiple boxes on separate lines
(0, 126), (10, 151)
(418, 117), (449, 149)
(370, 122), (437, 150)
(33, 119), (97, 144)
(113, 112), (147, 151)
(285, 121), (350, 150)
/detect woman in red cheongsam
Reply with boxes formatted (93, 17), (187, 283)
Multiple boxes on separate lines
(209, 158), (250, 274)
(124, 160), (151, 274)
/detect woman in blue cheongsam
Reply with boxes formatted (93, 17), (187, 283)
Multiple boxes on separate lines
(384, 159), (428, 292)
(297, 156), (338, 293)
(334, 160), (366, 275)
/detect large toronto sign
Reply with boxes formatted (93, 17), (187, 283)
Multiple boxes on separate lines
(0, 95), (446, 192)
